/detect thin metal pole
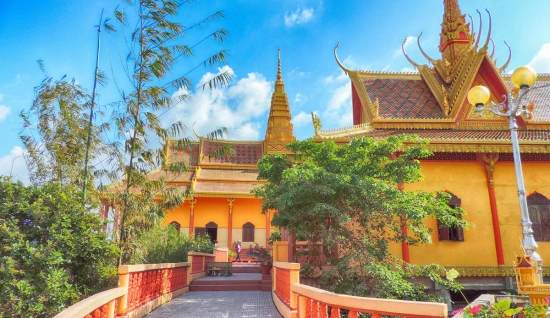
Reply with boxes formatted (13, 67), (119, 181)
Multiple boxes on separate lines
(509, 114), (543, 282)
(83, 10), (104, 202)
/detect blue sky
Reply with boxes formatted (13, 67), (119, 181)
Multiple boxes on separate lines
(1, 0), (550, 183)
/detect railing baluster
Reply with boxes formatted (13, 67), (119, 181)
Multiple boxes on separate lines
(329, 306), (340, 318)
(319, 303), (327, 318)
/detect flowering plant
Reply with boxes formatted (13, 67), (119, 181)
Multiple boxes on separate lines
(446, 269), (548, 318)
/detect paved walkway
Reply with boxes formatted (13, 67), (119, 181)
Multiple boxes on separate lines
(145, 290), (282, 318)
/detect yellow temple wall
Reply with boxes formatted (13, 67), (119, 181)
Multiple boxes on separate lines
(494, 162), (550, 263)
(163, 200), (190, 227)
(233, 198), (266, 230)
(406, 161), (497, 266)
(194, 197), (229, 228)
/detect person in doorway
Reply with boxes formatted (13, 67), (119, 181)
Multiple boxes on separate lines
(235, 240), (242, 262)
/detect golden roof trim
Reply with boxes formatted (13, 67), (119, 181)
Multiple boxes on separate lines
(356, 71), (421, 80)
(193, 192), (258, 199)
(198, 163), (259, 169)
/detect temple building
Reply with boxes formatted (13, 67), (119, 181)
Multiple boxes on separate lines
(158, 50), (295, 249)
(311, 0), (550, 293)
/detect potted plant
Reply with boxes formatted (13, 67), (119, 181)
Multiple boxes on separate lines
(228, 249), (236, 262)
(257, 247), (273, 276)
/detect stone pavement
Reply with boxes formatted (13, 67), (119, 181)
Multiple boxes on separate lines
(145, 290), (282, 318)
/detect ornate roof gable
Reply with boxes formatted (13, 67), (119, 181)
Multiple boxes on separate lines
(337, 1), (520, 130)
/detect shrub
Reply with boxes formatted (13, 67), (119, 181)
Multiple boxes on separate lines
(131, 222), (193, 264)
(0, 178), (118, 317)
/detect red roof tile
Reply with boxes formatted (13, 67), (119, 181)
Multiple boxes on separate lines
(355, 129), (550, 141)
(506, 81), (550, 122)
(202, 141), (263, 165)
(147, 170), (195, 182)
(361, 77), (445, 119)
(166, 142), (200, 166)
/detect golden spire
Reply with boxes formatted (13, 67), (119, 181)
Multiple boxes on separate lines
(264, 48), (295, 154)
(439, 0), (472, 63)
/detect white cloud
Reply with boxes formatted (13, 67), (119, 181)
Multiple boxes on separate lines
(284, 7), (314, 27)
(291, 111), (311, 127)
(394, 36), (417, 58)
(289, 67), (309, 78)
(528, 43), (550, 73)
(167, 65), (272, 141)
(324, 82), (352, 126)
(338, 112), (353, 127)
(294, 93), (307, 106)
(0, 146), (29, 184)
(400, 66), (417, 73)
(0, 94), (11, 122)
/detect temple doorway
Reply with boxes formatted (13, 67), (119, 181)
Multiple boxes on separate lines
(205, 221), (218, 244)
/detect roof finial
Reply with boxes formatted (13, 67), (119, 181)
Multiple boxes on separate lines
(439, 0), (472, 62)
(277, 48), (282, 82)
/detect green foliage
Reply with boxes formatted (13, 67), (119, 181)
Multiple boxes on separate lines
(456, 299), (547, 318)
(131, 223), (214, 264)
(99, 0), (233, 265)
(131, 221), (192, 264)
(192, 234), (215, 254)
(20, 67), (108, 187)
(254, 136), (468, 302)
(0, 177), (118, 317)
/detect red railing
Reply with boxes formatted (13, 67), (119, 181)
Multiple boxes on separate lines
(126, 266), (189, 312)
(275, 267), (292, 308)
(55, 251), (215, 318)
(272, 262), (448, 318)
(54, 287), (126, 318)
(84, 299), (118, 318)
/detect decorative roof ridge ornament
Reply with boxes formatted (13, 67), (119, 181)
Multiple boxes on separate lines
(417, 32), (436, 65)
(474, 10), (483, 49)
(499, 41), (512, 73)
(402, 38), (420, 69)
(334, 43), (352, 75)
(490, 38), (496, 60)
(480, 9), (493, 53)
(311, 112), (322, 136)
(192, 122), (204, 140)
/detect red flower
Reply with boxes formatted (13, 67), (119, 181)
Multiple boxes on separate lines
(469, 305), (482, 314)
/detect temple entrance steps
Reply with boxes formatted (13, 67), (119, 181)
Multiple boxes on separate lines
(231, 262), (262, 273)
(189, 264), (272, 292)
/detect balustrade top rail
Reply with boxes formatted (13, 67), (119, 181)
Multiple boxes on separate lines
(53, 287), (126, 318)
(272, 261), (448, 318)
(292, 284), (448, 317)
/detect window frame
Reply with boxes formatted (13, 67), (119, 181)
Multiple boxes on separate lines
(438, 193), (464, 242)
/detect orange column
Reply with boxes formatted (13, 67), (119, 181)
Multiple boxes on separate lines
(398, 183), (410, 263)
(189, 198), (196, 236)
(228, 198), (234, 249)
(266, 210), (271, 247)
(482, 153), (505, 265)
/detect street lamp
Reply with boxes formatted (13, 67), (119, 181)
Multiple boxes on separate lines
(467, 66), (542, 280)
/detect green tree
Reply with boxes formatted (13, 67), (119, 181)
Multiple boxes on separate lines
(0, 177), (118, 317)
(20, 64), (108, 188)
(100, 0), (233, 265)
(254, 136), (468, 302)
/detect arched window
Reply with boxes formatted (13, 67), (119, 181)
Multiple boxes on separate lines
(527, 193), (550, 241)
(438, 193), (464, 242)
(169, 221), (181, 233)
(242, 222), (255, 242)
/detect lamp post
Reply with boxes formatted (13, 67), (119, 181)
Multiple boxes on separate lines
(467, 66), (543, 281)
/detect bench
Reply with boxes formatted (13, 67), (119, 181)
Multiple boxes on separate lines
(207, 262), (232, 276)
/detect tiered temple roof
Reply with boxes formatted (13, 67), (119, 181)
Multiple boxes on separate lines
(158, 50), (294, 197)
(318, 0), (550, 153)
